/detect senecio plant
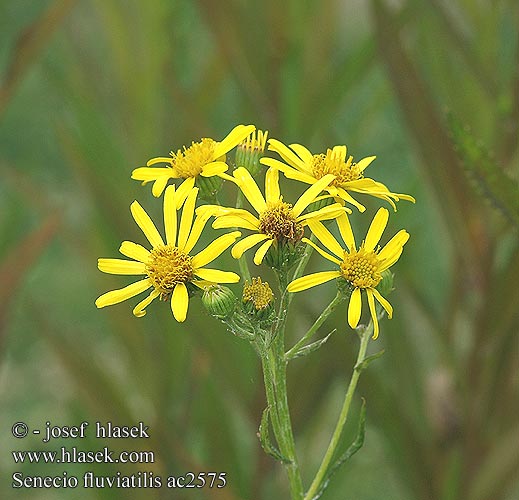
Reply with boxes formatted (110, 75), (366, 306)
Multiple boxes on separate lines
(96, 124), (414, 499)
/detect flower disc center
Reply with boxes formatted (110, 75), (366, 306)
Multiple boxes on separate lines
(146, 245), (194, 295)
(259, 202), (304, 241)
(340, 248), (381, 288)
(311, 149), (362, 187)
(171, 138), (216, 178)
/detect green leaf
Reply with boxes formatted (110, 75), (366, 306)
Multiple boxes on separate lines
(258, 406), (291, 464)
(311, 399), (367, 500)
(286, 329), (336, 361)
(355, 349), (385, 372)
(447, 113), (519, 227)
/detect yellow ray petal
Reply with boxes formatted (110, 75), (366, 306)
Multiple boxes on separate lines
(133, 289), (160, 317)
(183, 211), (212, 254)
(253, 238), (274, 265)
(335, 187), (366, 212)
(372, 288), (393, 319)
(152, 175), (169, 197)
(212, 215), (258, 231)
(171, 282), (189, 322)
(364, 208), (389, 252)
(146, 157), (173, 167)
(98, 258), (147, 275)
(307, 220), (344, 259)
(233, 167), (266, 214)
(265, 167), (281, 204)
(191, 231), (241, 268)
(130, 201), (164, 248)
(231, 233), (269, 259)
(267, 138), (307, 170)
(212, 124), (256, 159)
(302, 237), (341, 264)
(366, 288), (379, 339)
(297, 204), (347, 223)
(260, 158), (316, 184)
(194, 268), (241, 283)
(356, 156), (376, 172)
(95, 279), (151, 308)
(201, 161), (228, 177)
(292, 174), (335, 217)
(287, 271), (341, 292)
(177, 187), (198, 249)
(377, 230), (409, 265)
(348, 287), (362, 329)
(132, 166), (172, 180)
(119, 241), (150, 263)
(175, 177), (196, 209)
(163, 185), (177, 246)
(288, 143), (314, 164)
(337, 213), (356, 251)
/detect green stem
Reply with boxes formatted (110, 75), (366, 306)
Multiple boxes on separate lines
(285, 291), (344, 360)
(258, 270), (304, 499)
(304, 322), (372, 500)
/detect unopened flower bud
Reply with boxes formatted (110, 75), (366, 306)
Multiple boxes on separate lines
(235, 130), (268, 176)
(202, 285), (236, 319)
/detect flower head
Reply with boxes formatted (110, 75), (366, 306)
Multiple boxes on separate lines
(132, 124), (255, 204)
(201, 167), (347, 265)
(242, 277), (274, 311)
(95, 186), (241, 322)
(261, 139), (415, 212)
(287, 208), (409, 338)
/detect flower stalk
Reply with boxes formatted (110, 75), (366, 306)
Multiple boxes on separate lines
(304, 321), (372, 500)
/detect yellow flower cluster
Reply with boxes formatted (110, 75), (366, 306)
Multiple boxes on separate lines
(96, 124), (413, 335)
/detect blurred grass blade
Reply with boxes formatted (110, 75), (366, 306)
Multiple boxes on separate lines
(0, 0), (76, 116)
(370, 0), (484, 270)
(448, 113), (519, 226)
(426, 0), (497, 96)
(0, 214), (60, 355)
(311, 399), (366, 500)
(468, 424), (519, 500)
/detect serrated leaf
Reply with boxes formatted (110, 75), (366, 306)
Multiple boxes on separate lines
(447, 113), (519, 227)
(257, 406), (290, 463)
(355, 349), (385, 373)
(311, 399), (367, 500)
(286, 329), (336, 361)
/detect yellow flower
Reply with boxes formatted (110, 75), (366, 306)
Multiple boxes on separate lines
(261, 139), (415, 212)
(95, 186), (241, 322)
(132, 124), (255, 204)
(287, 208), (409, 338)
(200, 167), (348, 265)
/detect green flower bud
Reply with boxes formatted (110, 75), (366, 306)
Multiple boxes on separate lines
(235, 130), (268, 176)
(202, 285), (236, 319)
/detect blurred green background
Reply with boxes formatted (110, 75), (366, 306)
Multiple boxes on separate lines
(1, 1), (518, 499)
